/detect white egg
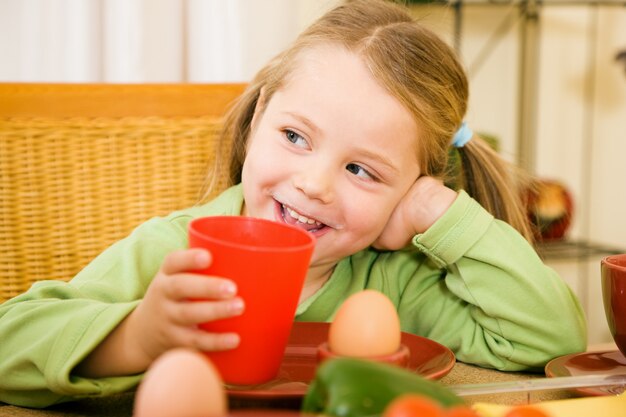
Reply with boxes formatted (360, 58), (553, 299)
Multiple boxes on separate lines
(134, 348), (227, 417)
(329, 290), (401, 357)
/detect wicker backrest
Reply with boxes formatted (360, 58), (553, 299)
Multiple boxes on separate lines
(0, 83), (246, 302)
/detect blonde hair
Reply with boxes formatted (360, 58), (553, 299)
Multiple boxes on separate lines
(204, 0), (534, 242)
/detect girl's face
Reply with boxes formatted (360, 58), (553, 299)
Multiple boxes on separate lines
(241, 45), (421, 269)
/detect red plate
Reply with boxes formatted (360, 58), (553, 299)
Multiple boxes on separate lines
(226, 321), (455, 400)
(545, 350), (626, 396)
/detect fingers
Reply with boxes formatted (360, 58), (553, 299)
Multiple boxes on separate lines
(173, 328), (241, 352)
(170, 297), (245, 326)
(144, 248), (246, 354)
(159, 249), (237, 300)
(161, 299), (244, 352)
(162, 274), (237, 301)
(161, 249), (211, 276)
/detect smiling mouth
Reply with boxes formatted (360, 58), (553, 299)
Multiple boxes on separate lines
(280, 203), (328, 233)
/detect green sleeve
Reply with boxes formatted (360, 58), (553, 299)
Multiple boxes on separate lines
(0, 185), (244, 407)
(400, 191), (587, 371)
(0, 216), (187, 407)
(289, 190), (586, 371)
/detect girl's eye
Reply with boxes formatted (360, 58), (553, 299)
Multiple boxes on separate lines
(346, 163), (375, 180)
(284, 130), (308, 148)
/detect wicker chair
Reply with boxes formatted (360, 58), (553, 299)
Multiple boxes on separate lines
(0, 83), (246, 302)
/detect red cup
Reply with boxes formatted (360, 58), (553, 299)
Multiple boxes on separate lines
(188, 216), (315, 385)
(601, 254), (626, 357)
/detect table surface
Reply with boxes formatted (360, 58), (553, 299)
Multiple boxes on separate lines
(1, 344), (616, 417)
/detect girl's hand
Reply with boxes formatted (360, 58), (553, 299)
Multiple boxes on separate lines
(76, 248), (245, 378)
(129, 249), (244, 365)
(373, 176), (457, 251)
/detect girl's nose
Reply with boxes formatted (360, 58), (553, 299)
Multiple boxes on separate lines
(292, 161), (334, 203)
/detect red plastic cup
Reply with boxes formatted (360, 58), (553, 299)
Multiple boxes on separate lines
(602, 254), (626, 357)
(188, 216), (315, 385)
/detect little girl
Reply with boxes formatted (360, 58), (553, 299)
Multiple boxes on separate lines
(0, 0), (585, 407)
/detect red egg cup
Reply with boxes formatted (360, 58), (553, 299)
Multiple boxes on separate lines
(316, 342), (411, 367)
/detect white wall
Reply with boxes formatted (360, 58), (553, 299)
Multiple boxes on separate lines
(0, 0), (339, 82)
(186, 0), (339, 82)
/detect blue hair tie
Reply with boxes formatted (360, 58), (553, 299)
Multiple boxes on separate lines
(452, 122), (472, 148)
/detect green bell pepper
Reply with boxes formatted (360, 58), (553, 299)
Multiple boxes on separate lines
(301, 357), (464, 417)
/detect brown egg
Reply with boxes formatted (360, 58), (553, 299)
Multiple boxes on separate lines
(133, 348), (227, 417)
(328, 289), (401, 357)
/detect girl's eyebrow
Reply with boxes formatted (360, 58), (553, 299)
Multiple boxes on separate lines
(355, 148), (400, 175)
(283, 112), (321, 135)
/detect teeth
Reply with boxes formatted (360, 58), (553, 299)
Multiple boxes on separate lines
(286, 206), (321, 226)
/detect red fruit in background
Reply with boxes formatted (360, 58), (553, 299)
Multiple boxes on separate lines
(382, 395), (445, 417)
(526, 179), (574, 241)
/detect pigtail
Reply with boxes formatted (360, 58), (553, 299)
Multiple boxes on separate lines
(454, 135), (535, 243)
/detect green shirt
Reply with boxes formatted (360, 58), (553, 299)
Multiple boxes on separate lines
(0, 184), (587, 407)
